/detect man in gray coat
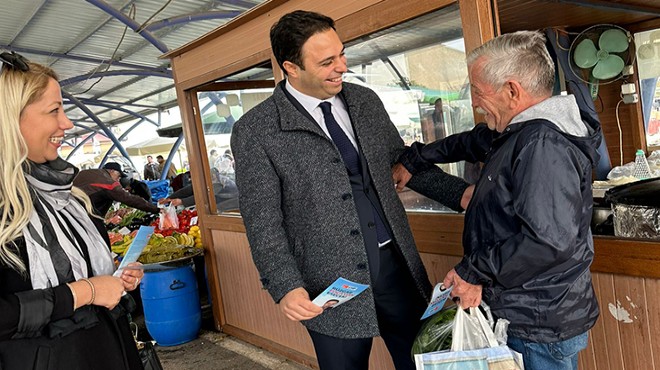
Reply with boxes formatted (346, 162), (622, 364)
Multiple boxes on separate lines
(231, 10), (470, 370)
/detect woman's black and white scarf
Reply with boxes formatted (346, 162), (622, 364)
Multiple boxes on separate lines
(22, 158), (113, 289)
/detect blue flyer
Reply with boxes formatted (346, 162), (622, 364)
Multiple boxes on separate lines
(113, 225), (154, 277)
(420, 283), (453, 320)
(311, 277), (369, 310)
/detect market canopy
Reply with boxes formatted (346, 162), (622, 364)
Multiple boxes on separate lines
(125, 137), (183, 156)
(157, 111), (235, 138)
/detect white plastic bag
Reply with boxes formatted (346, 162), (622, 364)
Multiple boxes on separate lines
(413, 303), (524, 370)
(451, 305), (499, 352)
(158, 204), (179, 230)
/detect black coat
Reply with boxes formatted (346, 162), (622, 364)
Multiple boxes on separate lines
(0, 238), (142, 369)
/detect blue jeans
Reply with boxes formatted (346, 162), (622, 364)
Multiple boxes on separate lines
(507, 332), (588, 370)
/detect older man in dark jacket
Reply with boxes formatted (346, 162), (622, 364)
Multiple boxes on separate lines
(231, 10), (470, 370)
(395, 31), (600, 370)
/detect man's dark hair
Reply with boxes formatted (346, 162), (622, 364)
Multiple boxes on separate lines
(156, 155), (164, 160)
(270, 10), (335, 75)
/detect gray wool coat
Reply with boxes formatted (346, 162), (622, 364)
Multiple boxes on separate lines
(231, 81), (469, 338)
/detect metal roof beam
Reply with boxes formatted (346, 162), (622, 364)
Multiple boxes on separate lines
(59, 69), (172, 87)
(65, 132), (98, 161)
(72, 82), (175, 124)
(90, 75), (150, 100)
(71, 123), (101, 134)
(75, 98), (159, 109)
(63, 91), (132, 160)
(64, 75), (152, 114)
(101, 119), (145, 168)
(85, 0), (170, 53)
(63, 99), (160, 126)
(0, 44), (169, 72)
(8, 0), (50, 45)
(64, 0), (139, 55)
(105, 98), (179, 127)
(144, 11), (242, 32)
(119, 83), (175, 106)
(106, 0), (237, 63)
(159, 134), (185, 180)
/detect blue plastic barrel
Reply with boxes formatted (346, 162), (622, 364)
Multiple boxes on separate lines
(140, 262), (201, 346)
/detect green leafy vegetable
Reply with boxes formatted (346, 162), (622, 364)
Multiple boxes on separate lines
(412, 305), (457, 356)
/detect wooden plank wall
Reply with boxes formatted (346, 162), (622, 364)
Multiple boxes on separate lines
(211, 230), (399, 370)
(579, 273), (660, 370)
(211, 230), (660, 370)
(421, 253), (660, 370)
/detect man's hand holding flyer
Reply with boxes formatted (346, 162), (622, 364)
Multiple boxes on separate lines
(312, 277), (369, 310)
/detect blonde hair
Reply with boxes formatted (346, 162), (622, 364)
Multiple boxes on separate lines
(0, 61), (94, 272)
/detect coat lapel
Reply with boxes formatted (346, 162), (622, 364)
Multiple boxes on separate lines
(339, 85), (371, 153)
(274, 83), (328, 139)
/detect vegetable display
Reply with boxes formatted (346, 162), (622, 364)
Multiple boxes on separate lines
(106, 206), (204, 264)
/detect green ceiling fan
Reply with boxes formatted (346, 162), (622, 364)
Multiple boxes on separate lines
(569, 24), (633, 99)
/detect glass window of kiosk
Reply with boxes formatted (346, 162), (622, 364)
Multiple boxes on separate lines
(343, 3), (475, 212)
(197, 4), (473, 215)
(194, 63), (275, 215)
(636, 28), (660, 151)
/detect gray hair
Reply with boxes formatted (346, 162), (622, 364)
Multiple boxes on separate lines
(467, 30), (555, 97)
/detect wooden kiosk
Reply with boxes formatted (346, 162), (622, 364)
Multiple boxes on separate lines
(165, 1), (660, 368)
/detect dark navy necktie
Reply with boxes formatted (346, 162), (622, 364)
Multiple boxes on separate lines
(319, 102), (361, 175)
(319, 102), (390, 244)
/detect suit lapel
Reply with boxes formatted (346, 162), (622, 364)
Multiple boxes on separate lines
(339, 86), (371, 184)
(275, 83), (328, 139)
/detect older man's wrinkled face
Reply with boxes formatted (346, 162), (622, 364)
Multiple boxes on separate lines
(468, 59), (516, 133)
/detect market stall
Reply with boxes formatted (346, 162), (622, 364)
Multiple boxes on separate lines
(106, 207), (203, 263)
(164, 0), (660, 369)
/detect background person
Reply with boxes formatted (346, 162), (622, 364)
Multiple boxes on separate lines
(208, 149), (220, 168)
(0, 51), (143, 369)
(156, 154), (177, 180)
(231, 10), (471, 370)
(393, 30), (600, 370)
(143, 155), (160, 180)
(159, 171), (239, 213)
(74, 162), (160, 247)
(214, 149), (235, 180)
(120, 176), (152, 202)
(431, 98), (446, 140)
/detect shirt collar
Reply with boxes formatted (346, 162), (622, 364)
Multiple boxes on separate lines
(285, 80), (338, 115)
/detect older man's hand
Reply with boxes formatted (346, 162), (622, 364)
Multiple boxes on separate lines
(443, 268), (482, 309)
(392, 163), (412, 192)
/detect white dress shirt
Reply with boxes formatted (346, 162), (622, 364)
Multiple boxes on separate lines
(285, 80), (359, 150)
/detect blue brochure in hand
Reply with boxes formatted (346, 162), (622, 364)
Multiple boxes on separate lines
(113, 225), (154, 277)
(311, 277), (369, 310)
(420, 283), (453, 320)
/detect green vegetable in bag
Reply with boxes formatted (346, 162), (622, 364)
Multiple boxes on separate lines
(411, 305), (457, 356)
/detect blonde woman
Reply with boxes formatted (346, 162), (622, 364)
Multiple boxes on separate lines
(0, 52), (144, 369)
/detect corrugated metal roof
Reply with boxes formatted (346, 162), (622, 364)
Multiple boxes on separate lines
(1, 0), (265, 140)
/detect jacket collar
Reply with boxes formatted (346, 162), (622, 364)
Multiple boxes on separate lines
(276, 80), (361, 137)
(276, 81), (326, 137)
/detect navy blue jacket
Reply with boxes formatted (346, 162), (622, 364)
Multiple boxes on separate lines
(401, 107), (601, 342)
